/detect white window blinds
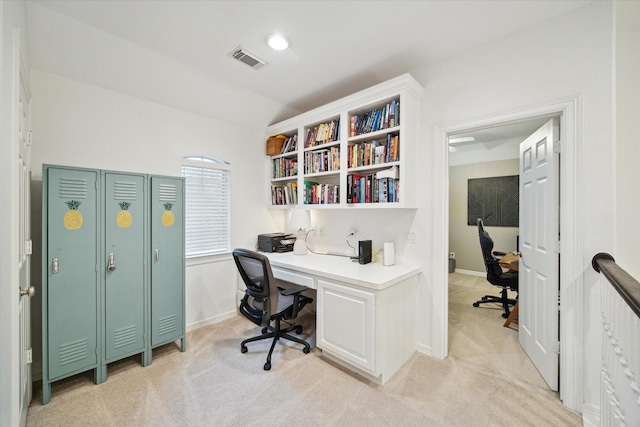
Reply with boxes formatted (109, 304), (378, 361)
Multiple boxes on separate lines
(182, 157), (231, 258)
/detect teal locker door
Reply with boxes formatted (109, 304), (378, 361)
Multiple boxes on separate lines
(150, 176), (185, 346)
(46, 168), (99, 379)
(104, 173), (146, 360)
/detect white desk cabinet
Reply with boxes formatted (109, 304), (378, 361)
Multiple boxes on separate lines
(265, 252), (419, 384)
(317, 279), (376, 373)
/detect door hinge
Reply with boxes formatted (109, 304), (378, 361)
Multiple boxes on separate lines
(26, 131), (33, 146)
(555, 240), (561, 253)
(553, 140), (561, 153)
(553, 341), (560, 354)
(26, 348), (32, 364)
(26, 240), (32, 255)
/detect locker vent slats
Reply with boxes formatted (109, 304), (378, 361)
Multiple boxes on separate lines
(114, 181), (137, 200)
(158, 184), (177, 202)
(59, 338), (88, 366)
(158, 315), (177, 335)
(114, 325), (137, 349)
(58, 178), (87, 199)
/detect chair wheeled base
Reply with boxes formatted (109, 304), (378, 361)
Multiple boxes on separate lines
(472, 287), (518, 318)
(241, 317), (311, 370)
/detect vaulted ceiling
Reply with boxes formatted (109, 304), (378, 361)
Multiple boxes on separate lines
(27, 1), (590, 131)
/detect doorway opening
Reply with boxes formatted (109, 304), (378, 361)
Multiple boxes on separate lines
(446, 117), (556, 388)
(432, 96), (584, 410)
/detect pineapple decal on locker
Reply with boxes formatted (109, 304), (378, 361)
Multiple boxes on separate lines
(162, 203), (175, 227)
(63, 200), (83, 230)
(116, 201), (133, 228)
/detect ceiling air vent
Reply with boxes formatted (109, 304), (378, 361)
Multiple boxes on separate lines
(229, 46), (267, 70)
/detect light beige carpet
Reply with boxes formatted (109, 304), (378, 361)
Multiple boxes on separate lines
(27, 273), (581, 426)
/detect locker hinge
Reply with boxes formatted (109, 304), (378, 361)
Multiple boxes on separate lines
(26, 240), (32, 255)
(26, 131), (33, 146)
(26, 348), (32, 364)
(553, 140), (561, 153)
(553, 341), (561, 354)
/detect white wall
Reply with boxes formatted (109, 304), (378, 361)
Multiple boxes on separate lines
(29, 69), (284, 372)
(0, 1), (30, 425)
(615, 1), (640, 278)
(449, 159), (520, 272)
(408, 0), (614, 415)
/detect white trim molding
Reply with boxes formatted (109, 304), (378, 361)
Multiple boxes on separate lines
(432, 94), (584, 412)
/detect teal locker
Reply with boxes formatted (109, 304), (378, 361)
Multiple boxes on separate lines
(43, 166), (100, 403)
(104, 172), (146, 361)
(43, 166), (184, 404)
(150, 176), (185, 350)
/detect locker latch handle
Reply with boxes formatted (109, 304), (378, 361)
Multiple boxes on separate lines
(154, 249), (159, 262)
(108, 252), (116, 271)
(52, 258), (59, 274)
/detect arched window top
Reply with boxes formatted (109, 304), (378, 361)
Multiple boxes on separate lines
(182, 155), (230, 170)
(182, 155), (229, 165)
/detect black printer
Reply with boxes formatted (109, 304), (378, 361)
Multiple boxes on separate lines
(258, 233), (296, 253)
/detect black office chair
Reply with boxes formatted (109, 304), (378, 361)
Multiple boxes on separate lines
(232, 248), (313, 370)
(472, 219), (518, 318)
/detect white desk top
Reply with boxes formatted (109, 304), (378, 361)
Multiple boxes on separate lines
(263, 252), (421, 291)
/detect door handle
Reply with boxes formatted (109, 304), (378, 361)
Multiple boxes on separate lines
(107, 252), (116, 271)
(52, 258), (59, 274)
(19, 286), (35, 298)
(154, 249), (159, 262)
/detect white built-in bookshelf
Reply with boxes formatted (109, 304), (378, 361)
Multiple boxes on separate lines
(266, 74), (423, 209)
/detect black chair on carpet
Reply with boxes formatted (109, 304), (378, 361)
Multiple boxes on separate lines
(472, 219), (518, 318)
(232, 248), (313, 370)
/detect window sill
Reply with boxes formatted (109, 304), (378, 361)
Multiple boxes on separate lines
(186, 252), (232, 267)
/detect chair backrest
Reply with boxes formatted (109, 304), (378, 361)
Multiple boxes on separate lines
(477, 218), (503, 279)
(232, 248), (279, 326)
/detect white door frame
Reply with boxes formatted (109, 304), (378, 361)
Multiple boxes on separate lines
(431, 95), (583, 411)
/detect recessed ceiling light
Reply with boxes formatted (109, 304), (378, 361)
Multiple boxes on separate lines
(266, 34), (290, 51)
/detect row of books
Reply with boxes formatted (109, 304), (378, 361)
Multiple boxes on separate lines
(303, 181), (339, 205)
(350, 99), (400, 137)
(271, 182), (298, 206)
(272, 157), (298, 179)
(347, 134), (399, 168)
(304, 120), (340, 148)
(280, 134), (298, 154)
(304, 147), (340, 174)
(347, 167), (400, 203)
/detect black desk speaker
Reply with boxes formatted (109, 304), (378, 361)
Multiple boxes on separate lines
(359, 240), (372, 265)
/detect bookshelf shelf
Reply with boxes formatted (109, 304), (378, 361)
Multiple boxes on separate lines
(348, 161), (400, 174)
(266, 74), (423, 209)
(304, 140), (341, 152)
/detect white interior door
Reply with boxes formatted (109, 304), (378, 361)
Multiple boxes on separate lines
(17, 41), (33, 425)
(518, 118), (560, 391)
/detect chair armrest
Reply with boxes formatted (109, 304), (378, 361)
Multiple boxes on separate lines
(279, 285), (310, 319)
(493, 251), (507, 257)
(280, 285), (309, 296)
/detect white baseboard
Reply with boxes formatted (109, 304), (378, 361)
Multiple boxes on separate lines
(453, 268), (485, 277)
(416, 343), (434, 357)
(186, 311), (238, 332)
(580, 402), (598, 427)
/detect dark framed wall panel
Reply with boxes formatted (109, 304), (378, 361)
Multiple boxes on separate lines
(467, 175), (519, 227)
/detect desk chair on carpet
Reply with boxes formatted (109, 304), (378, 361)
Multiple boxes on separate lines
(232, 248), (313, 370)
(472, 219), (519, 318)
